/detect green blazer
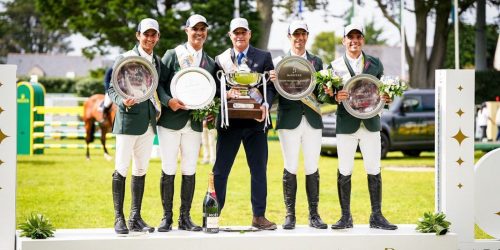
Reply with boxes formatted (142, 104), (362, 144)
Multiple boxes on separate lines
(329, 52), (384, 134)
(108, 45), (164, 135)
(276, 51), (324, 130)
(157, 44), (216, 132)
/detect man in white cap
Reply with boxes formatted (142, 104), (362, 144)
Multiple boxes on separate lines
(156, 14), (216, 232)
(108, 17), (164, 234)
(212, 17), (277, 230)
(327, 23), (397, 230)
(269, 20), (327, 230)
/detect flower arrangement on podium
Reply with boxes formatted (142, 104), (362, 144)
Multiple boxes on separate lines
(416, 211), (451, 235)
(315, 69), (342, 103)
(379, 75), (408, 98)
(191, 97), (221, 129)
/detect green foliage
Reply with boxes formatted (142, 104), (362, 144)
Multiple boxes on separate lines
(89, 68), (106, 79)
(311, 31), (340, 65)
(36, 0), (261, 58)
(363, 18), (387, 45)
(416, 212), (451, 235)
(315, 69), (341, 103)
(190, 98), (221, 129)
(19, 213), (55, 239)
(445, 23), (499, 69)
(0, 0), (72, 59)
(75, 78), (104, 97)
(475, 70), (500, 104)
(17, 76), (77, 93)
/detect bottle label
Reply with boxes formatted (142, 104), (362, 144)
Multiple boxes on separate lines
(206, 216), (219, 228)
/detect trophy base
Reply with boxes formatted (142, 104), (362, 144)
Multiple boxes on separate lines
(228, 98), (262, 119)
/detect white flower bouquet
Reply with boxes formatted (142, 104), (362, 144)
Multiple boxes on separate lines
(379, 75), (408, 98)
(315, 69), (342, 103)
(190, 97), (221, 129)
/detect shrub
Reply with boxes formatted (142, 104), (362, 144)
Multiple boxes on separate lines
(18, 213), (55, 239)
(476, 70), (500, 104)
(17, 76), (77, 93)
(75, 77), (104, 97)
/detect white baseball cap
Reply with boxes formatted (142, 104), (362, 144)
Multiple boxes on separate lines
(344, 23), (364, 36)
(137, 18), (159, 34)
(230, 18), (250, 32)
(186, 14), (208, 28)
(288, 20), (309, 34)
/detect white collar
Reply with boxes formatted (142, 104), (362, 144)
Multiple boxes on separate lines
(186, 43), (202, 55)
(290, 50), (307, 59)
(138, 46), (154, 63)
(346, 53), (362, 64)
(233, 46), (249, 56)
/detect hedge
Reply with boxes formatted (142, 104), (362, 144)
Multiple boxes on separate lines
(475, 70), (500, 104)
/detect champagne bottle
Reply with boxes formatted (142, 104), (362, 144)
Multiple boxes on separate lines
(203, 173), (219, 233)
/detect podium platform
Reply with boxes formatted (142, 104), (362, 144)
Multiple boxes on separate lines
(16, 224), (457, 250)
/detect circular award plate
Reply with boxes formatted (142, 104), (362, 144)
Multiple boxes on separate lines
(112, 56), (158, 103)
(342, 74), (384, 119)
(274, 56), (316, 100)
(170, 67), (216, 109)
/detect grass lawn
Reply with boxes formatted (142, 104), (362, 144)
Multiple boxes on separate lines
(16, 139), (490, 238)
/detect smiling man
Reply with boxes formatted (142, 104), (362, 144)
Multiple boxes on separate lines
(156, 14), (217, 232)
(212, 17), (277, 230)
(269, 20), (327, 230)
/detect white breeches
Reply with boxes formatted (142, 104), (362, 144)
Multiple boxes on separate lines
(104, 93), (112, 108)
(337, 126), (381, 176)
(114, 126), (155, 177)
(157, 122), (201, 175)
(201, 127), (217, 163)
(277, 116), (322, 175)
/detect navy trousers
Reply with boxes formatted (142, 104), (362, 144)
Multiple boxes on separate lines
(212, 126), (268, 216)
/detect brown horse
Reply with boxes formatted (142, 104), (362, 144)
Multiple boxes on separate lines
(83, 94), (116, 161)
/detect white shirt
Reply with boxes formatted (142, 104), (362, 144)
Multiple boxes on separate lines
(496, 108), (500, 125)
(291, 50), (307, 59)
(186, 43), (203, 67)
(137, 45), (154, 64)
(477, 107), (489, 126)
(345, 53), (363, 75)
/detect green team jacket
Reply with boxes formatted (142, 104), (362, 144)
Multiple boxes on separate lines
(157, 44), (216, 132)
(276, 51), (324, 130)
(108, 45), (165, 135)
(329, 52), (384, 134)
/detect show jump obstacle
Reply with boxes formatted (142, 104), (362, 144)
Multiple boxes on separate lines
(3, 69), (500, 249)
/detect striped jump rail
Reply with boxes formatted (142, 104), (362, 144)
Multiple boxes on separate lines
(33, 144), (116, 150)
(33, 132), (115, 139)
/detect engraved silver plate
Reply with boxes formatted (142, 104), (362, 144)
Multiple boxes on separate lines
(170, 67), (216, 110)
(112, 56), (158, 103)
(342, 74), (384, 119)
(274, 56), (316, 100)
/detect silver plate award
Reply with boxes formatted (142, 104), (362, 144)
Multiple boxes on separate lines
(112, 56), (158, 103)
(342, 74), (384, 119)
(170, 67), (216, 109)
(274, 56), (316, 100)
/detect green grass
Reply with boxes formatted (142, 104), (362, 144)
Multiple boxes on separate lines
(16, 139), (490, 238)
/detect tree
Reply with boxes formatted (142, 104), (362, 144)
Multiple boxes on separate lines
(36, 0), (261, 58)
(371, 0), (496, 88)
(363, 18), (388, 45)
(310, 31), (341, 65)
(0, 0), (72, 60)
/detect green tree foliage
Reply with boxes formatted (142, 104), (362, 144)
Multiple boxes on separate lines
(445, 23), (499, 69)
(363, 18), (388, 45)
(310, 31), (341, 64)
(35, 0), (261, 59)
(0, 0), (72, 61)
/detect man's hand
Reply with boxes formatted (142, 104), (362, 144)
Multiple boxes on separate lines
(206, 114), (215, 122)
(227, 88), (241, 100)
(122, 98), (136, 107)
(336, 90), (349, 102)
(255, 105), (268, 122)
(269, 70), (277, 82)
(168, 98), (187, 111)
(381, 93), (392, 104)
(323, 85), (334, 97)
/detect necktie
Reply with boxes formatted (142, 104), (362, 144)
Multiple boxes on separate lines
(237, 52), (244, 65)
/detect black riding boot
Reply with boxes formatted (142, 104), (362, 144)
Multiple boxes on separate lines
(178, 174), (202, 231)
(331, 171), (353, 229)
(368, 173), (398, 230)
(158, 172), (175, 232)
(128, 175), (155, 232)
(112, 171), (129, 234)
(282, 169), (297, 229)
(305, 171), (327, 229)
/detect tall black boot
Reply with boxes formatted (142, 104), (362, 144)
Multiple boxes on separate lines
(112, 171), (129, 234)
(368, 173), (398, 230)
(158, 172), (175, 232)
(331, 171), (353, 229)
(305, 170), (327, 229)
(178, 174), (202, 231)
(128, 175), (155, 232)
(282, 169), (297, 229)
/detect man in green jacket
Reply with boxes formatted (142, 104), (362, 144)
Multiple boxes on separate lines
(156, 14), (216, 232)
(108, 18), (163, 234)
(329, 23), (397, 230)
(269, 20), (327, 230)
